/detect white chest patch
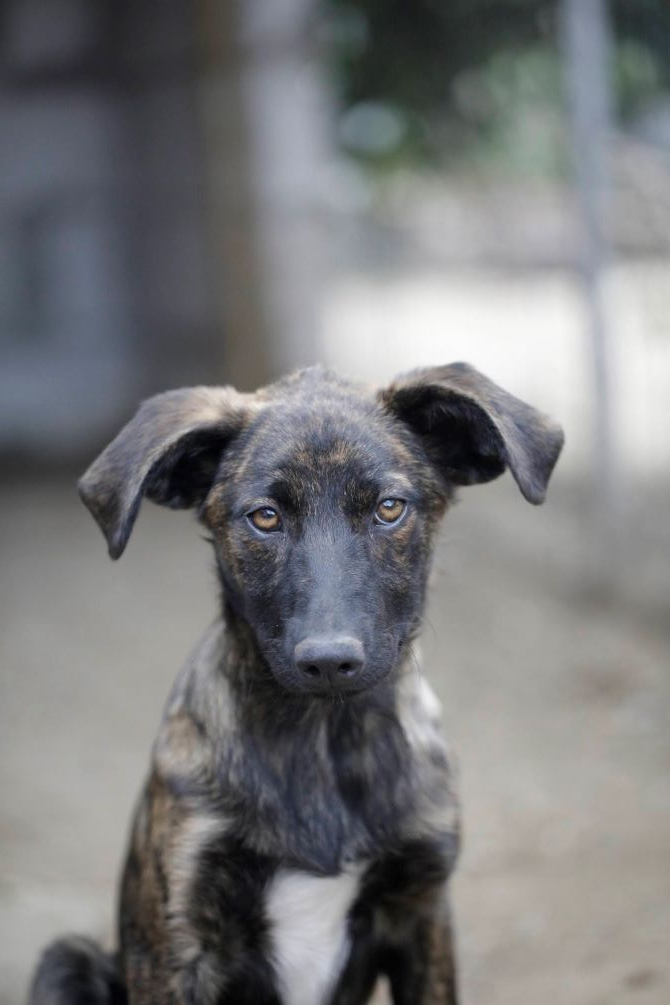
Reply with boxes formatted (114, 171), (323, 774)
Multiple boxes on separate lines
(265, 867), (363, 1005)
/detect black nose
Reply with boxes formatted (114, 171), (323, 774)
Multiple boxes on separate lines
(294, 636), (365, 691)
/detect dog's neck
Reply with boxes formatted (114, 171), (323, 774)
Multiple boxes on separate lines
(155, 609), (427, 870)
(211, 607), (419, 870)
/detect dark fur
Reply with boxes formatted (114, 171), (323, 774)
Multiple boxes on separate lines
(30, 364), (563, 1005)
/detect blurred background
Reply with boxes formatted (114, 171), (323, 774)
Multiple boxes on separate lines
(1, 0), (669, 1002)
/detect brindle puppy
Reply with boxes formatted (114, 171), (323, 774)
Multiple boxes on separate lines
(29, 364), (563, 1005)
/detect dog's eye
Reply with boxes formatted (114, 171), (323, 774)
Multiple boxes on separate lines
(248, 507), (282, 533)
(374, 498), (406, 526)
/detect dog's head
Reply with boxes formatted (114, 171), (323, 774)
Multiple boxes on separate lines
(79, 364), (563, 697)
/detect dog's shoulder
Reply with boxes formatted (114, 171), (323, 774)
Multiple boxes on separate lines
(396, 669), (450, 766)
(396, 669), (461, 851)
(152, 621), (234, 790)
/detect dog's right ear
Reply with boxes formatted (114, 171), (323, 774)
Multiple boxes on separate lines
(78, 386), (252, 559)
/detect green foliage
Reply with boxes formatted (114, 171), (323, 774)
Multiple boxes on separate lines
(324, 0), (670, 173)
(453, 46), (568, 178)
(614, 39), (665, 118)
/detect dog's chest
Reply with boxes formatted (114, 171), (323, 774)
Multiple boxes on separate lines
(265, 867), (363, 1005)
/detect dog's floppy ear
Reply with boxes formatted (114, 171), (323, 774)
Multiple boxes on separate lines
(379, 362), (564, 503)
(78, 386), (252, 559)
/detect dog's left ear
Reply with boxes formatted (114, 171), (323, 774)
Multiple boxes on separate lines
(79, 386), (253, 559)
(379, 362), (564, 503)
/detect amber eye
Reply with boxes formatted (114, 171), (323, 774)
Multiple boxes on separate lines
(248, 507), (282, 533)
(374, 498), (406, 525)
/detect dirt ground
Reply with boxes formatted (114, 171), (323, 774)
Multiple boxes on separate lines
(1, 473), (668, 1004)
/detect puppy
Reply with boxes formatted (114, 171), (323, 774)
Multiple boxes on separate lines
(30, 363), (563, 1005)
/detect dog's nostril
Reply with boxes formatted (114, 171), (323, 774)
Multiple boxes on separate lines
(304, 664), (320, 678)
(338, 662), (354, 676)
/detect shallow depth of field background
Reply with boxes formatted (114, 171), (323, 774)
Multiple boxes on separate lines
(1, 2), (669, 1003)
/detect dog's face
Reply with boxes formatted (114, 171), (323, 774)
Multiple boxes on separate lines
(202, 380), (447, 695)
(78, 365), (563, 697)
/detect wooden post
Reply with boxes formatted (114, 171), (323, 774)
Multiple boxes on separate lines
(562, 0), (621, 585)
(196, 0), (333, 389)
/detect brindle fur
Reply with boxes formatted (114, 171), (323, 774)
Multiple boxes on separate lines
(29, 364), (563, 1005)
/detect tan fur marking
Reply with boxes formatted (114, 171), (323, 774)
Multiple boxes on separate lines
(166, 811), (228, 1001)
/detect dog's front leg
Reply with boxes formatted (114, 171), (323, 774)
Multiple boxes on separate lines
(331, 895), (458, 1005)
(384, 907), (458, 1005)
(119, 774), (283, 1005)
(329, 911), (383, 1005)
(122, 871), (284, 1005)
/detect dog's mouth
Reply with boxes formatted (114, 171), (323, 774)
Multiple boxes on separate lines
(281, 674), (390, 700)
(310, 685), (370, 701)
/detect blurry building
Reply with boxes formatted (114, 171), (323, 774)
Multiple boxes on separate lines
(0, 0), (333, 463)
(0, 0), (218, 461)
